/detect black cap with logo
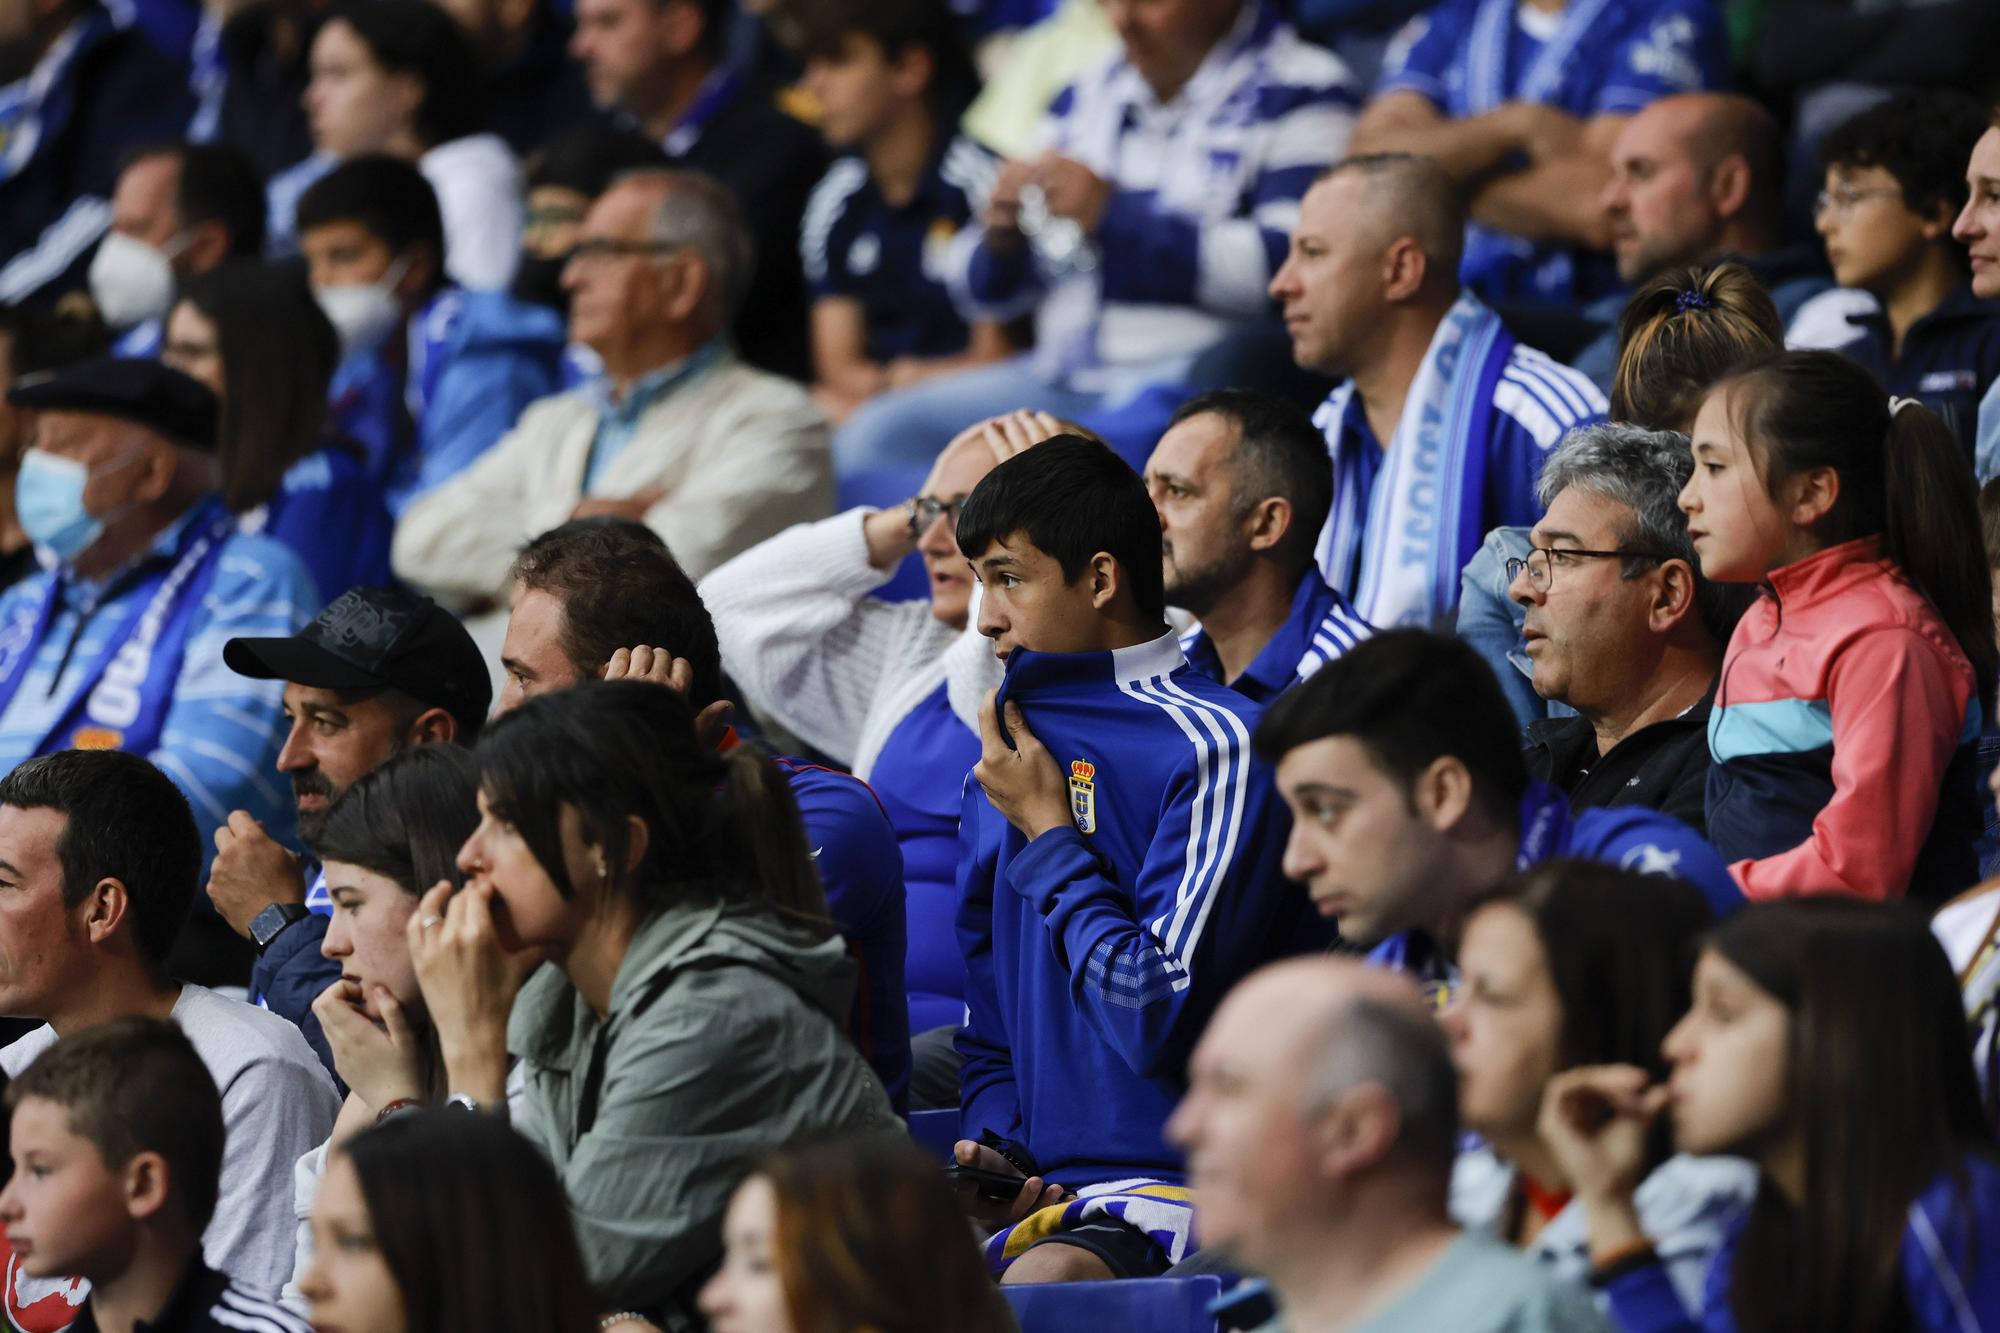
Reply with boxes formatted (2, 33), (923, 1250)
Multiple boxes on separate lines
(223, 587), (491, 738)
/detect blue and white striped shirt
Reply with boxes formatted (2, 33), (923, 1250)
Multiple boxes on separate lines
(1181, 568), (1374, 702)
(946, 1), (1359, 390)
(0, 503), (315, 867)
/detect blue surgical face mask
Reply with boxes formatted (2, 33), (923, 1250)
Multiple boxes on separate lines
(16, 447), (141, 564)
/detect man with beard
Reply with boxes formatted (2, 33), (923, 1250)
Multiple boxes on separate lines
(1144, 390), (1373, 702)
(208, 585), (490, 1078)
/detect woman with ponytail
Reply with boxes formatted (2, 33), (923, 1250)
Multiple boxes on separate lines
(1612, 263), (1784, 434)
(1682, 350), (1996, 901)
(408, 680), (898, 1331)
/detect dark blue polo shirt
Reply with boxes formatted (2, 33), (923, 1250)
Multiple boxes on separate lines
(1833, 283), (2000, 456)
(1181, 570), (1375, 704)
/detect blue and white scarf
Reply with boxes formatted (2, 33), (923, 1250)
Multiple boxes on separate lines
(0, 500), (234, 758)
(1315, 294), (1514, 629)
(984, 1178), (1198, 1274)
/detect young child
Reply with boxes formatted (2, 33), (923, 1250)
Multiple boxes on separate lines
(0, 1019), (309, 1333)
(1812, 90), (2000, 453)
(1684, 349), (1996, 902)
(795, 0), (1012, 426)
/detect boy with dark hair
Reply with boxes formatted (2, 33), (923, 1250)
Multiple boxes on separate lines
(498, 517), (914, 1110)
(1811, 90), (2000, 450)
(0, 750), (337, 1300)
(296, 155), (564, 517)
(795, 0), (1011, 424)
(949, 436), (1323, 1283)
(1254, 628), (1738, 1000)
(0, 1018), (308, 1332)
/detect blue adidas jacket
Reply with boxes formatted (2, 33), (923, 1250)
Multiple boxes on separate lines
(956, 631), (1332, 1187)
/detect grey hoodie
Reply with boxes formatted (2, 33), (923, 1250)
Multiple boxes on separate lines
(509, 896), (900, 1325)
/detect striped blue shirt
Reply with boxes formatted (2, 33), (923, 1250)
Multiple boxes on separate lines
(946, 1), (1360, 389)
(1180, 568), (1374, 702)
(0, 503), (315, 866)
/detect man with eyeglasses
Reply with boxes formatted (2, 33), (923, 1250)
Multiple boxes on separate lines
(1506, 423), (1752, 833)
(393, 168), (832, 610)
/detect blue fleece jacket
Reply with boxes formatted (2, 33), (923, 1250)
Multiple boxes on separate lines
(956, 631), (1332, 1186)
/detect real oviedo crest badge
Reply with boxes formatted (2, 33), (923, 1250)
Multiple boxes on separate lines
(1069, 759), (1097, 835)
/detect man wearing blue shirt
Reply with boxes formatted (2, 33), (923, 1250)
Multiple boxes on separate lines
(953, 437), (1329, 1283)
(1255, 628), (1739, 1006)
(296, 156), (565, 519)
(1352, 0), (1727, 309)
(1272, 154), (1606, 630)
(1147, 390), (1373, 702)
(0, 358), (316, 980)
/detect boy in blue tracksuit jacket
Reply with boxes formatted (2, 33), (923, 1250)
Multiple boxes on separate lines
(951, 437), (1331, 1279)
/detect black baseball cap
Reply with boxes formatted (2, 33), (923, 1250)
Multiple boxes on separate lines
(224, 587), (491, 738)
(7, 357), (220, 450)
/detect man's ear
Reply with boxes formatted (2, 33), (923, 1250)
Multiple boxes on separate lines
(889, 44), (935, 103)
(1316, 1083), (1402, 1179)
(1411, 755), (1473, 834)
(1649, 558), (1700, 634)
(658, 251), (712, 325)
(407, 706), (458, 747)
(658, 0), (705, 61)
(1086, 550), (1123, 612)
(1380, 236), (1429, 305)
(1244, 496), (1293, 556)
(394, 245), (439, 307)
(1707, 153), (1753, 224)
(177, 219), (233, 274)
(124, 1150), (171, 1222)
(129, 439), (176, 505)
(80, 876), (134, 950)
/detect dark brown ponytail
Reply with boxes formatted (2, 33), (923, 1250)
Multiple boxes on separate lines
(1614, 261), (1784, 431)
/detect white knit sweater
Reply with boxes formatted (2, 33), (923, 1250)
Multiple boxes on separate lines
(699, 508), (999, 779)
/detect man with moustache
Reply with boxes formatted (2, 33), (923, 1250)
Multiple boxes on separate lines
(208, 586), (490, 1078)
(1145, 390), (1372, 701)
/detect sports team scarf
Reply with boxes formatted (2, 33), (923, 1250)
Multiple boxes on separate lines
(0, 11), (104, 186)
(1315, 293), (1514, 628)
(984, 1178), (1199, 1274)
(0, 498), (234, 757)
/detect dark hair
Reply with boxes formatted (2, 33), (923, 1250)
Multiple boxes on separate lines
(0, 302), (107, 378)
(1980, 477), (2000, 569)
(523, 125), (669, 198)
(0, 752), (198, 974)
(1254, 629), (1527, 825)
(1705, 901), (1995, 1333)
(1472, 861), (1713, 1171)
(955, 435), (1166, 619)
(1819, 90), (1992, 228)
(476, 681), (828, 923)
(296, 155), (447, 293)
(120, 142), (267, 258)
(340, 1111), (594, 1333)
(323, 0), (483, 148)
(1614, 261), (1783, 431)
(795, 0), (980, 123)
(8, 1017), (224, 1231)
(1711, 351), (1998, 699)
(758, 1135), (1016, 1333)
(509, 519), (720, 708)
(685, 0), (730, 61)
(309, 744), (479, 897)
(175, 260), (339, 512)
(1168, 389), (1334, 574)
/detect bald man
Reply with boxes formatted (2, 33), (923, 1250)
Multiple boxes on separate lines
(1271, 154), (1604, 629)
(1168, 959), (1607, 1332)
(1571, 93), (1833, 390)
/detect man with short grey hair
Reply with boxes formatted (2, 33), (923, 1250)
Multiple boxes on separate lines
(1167, 958), (1607, 1333)
(1506, 423), (1748, 831)
(392, 168), (832, 606)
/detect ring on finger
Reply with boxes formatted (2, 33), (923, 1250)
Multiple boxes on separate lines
(420, 915), (442, 931)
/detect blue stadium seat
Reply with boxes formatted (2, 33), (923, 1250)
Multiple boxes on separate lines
(1004, 1276), (1225, 1333)
(906, 1108), (959, 1162)
(834, 467), (933, 602)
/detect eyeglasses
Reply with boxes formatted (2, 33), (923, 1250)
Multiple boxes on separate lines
(1813, 185), (1903, 217)
(566, 238), (683, 265)
(905, 494), (962, 536)
(1504, 546), (1674, 592)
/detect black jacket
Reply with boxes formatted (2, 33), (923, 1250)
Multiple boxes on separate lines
(67, 1259), (309, 1333)
(1524, 690), (1714, 835)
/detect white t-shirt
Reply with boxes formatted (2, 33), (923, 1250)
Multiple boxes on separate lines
(3, 985), (340, 1298)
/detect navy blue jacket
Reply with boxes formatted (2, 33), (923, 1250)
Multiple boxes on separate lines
(956, 632), (1331, 1185)
(1832, 283), (2000, 457)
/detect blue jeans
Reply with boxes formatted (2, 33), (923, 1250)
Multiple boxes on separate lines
(1458, 525), (1571, 728)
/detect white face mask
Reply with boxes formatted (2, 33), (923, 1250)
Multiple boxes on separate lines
(87, 231), (185, 330)
(315, 255), (412, 361)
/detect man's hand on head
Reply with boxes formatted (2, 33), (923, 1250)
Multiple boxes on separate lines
(603, 645), (735, 749)
(207, 811), (306, 938)
(974, 689), (1073, 840)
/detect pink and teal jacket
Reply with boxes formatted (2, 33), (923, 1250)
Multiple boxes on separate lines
(1706, 537), (1983, 902)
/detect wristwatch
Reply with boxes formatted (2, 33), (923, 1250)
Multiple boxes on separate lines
(248, 901), (311, 954)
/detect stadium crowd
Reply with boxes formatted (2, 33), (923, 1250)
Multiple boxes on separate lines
(0, 0), (1995, 1329)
